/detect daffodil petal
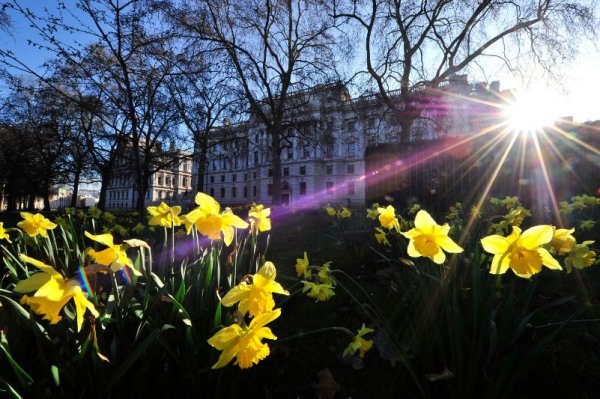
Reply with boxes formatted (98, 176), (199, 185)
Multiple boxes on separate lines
(195, 192), (220, 214)
(14, 273), (52, 293)
(432, 250), (446, 264)
(211, 343), (239, 369)
(85, 232), (115, 247)
(437, 235), (464, 253)
(221, 284), (252, 307)
(538, 247), (562, 270)
(414, 210), (437, 230)
(520, 225), (553, 250)
(490, 254), (511, 274)
(249, 308), (281, 329)
(407, 240), (421, 258)
(19, 254), (60, 276)
(481, 235), (510, 254)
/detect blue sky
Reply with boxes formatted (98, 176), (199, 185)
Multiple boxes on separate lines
(2, 0), (600, 122)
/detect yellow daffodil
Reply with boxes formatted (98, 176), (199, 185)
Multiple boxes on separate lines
(565, 241), (596, 272)
(147, 202), (182, 227)
(340, 207), (352, 218)
(208, 308), (281, 369)
(367, 207), (379, 220)
(221, 261), (289, 318)
(17, 212), (57, 238)
(183, 192), (248, 246)
(301, 281), (335, 302)
(84, 231), (139, 275)
(481, 225), (561, 278)
(550, 228), (576, 254)
(295, 251), (311, 278)
(249, 203), (271, 233)
(343, 324), (374, 358)
(401, 210), (463, 264)
(374, 228), (389, 246)
(377, 205), (400, 232)
(0, 222), (12, 243)
(14, 255), (98, 331)
(326, 207), (336, 217)
(318, 261), (335, 286)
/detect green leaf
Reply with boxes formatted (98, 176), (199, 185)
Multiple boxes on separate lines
(50, 365), (60, 387)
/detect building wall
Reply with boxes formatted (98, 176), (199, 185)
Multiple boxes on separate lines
(197, 78), (505, 208)
(106, 154), (193, 210)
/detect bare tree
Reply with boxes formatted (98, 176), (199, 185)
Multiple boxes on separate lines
(170, 0), (344, 205)
(335, 0), (598, 143)
(1, 0), (183, 213)
(166, 47), (244, 194)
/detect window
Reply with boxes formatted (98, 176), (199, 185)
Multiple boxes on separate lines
(326, 142), (335, 157)
(326, 182), (334, 194)
(268, 169), (273, 177)
(347, 181), (355, 195)
(221, 175), (225, 183)
(254, 151), (259, 165)
(300, 182), (306, 195)
(234, 157), (239, 169)
(166, 177), (171, 186)
(244, 186), (248, 197)
(220, 187), (225, 198)
(283, 167), (289, 176)
(348, 120), (356, 131)
(183, 162), (188, 172)
(253, 171), (257, 179)
(183, 177), (188, 187)
(303, 145), (310, 159)
(268, 184), (273, 196)
(212, 160), (217, 171)
(233, 174), (237, 182)
(210, 176), (215, 183)
(347, 164), (355, 174)
(232, 187), (237, 198)
(348, 142), (357, 157)
(253, 185), (257, 197)
(368, 118), (375, 128)
(300, 166), (306, 175)
(244, 173), (247, 181)
(158, 175), (163, 185)
(326, 165), (333, 175)
(210, 188), (214, 197)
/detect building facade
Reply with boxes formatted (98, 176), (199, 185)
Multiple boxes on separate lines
(195, 77), (505, 208)
(105, 145), (193, 210)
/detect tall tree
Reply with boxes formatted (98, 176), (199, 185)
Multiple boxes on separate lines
(334, 0), (598, 143)
(171, 0), (344, 205)
(1, 0), (183, 213)
(167, 47), (244, 194)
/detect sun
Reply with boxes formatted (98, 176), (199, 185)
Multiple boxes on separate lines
(503, 89), (563, 132)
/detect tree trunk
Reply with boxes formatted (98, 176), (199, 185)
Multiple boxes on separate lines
(43, 184), (51, 211)
(268, 124), (283, 206)
(97, 168), (111, 210)
(70, 167), (81, 208)
(27, 193), (35, 210)
(136, 173), (148, 215)
(196, 136), (208, 194)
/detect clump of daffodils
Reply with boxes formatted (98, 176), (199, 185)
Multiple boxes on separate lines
(326, 206), (352, 219)
(208, 261), (288, 369)
(182, 192), (249, 246)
